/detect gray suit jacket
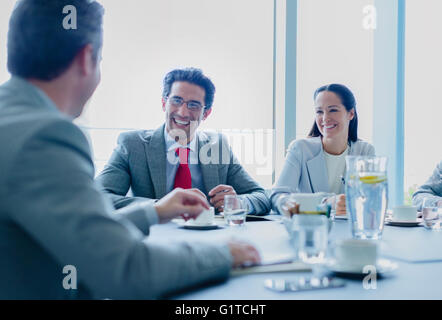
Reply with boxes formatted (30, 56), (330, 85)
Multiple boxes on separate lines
(0, 77), (231, 299)
(271, 136), (375, 209)
(96, 125), (271, 214)
(412, 161), (442, 210)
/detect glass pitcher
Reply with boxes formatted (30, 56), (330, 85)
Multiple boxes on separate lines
(345, 156), (388, 240)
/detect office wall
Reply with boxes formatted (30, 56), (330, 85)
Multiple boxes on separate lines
(1, 0), (441, 195)
(0, 1), (15, 83)
(76, 0), (275, 187)
(296, 0), (374, 144)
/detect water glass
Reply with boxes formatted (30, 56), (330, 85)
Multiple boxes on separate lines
(422, 197), (441, 230)
(224, 195), (249, 227)
(345, 156), (388, 240)
(290, 215), (328, 264)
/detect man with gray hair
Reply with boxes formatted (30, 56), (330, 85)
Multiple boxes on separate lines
(0, 0), (260, 299)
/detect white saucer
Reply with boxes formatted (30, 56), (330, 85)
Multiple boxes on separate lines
(385, 218), (423, 227)
(325, 258), (398, 276)
(182, 221), (219, 230)
(334, 215), (348, 220)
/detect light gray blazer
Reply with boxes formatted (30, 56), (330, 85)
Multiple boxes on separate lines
(0, 77), (232, 299)
(96, 125), (271, 214)
(271, 136), (375, 208)
(412, 161), (442, 210)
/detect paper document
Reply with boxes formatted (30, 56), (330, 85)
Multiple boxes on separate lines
(231, 261), (311, 276)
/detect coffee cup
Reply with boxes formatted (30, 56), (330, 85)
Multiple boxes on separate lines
(193, 207), (215, 225)
(289, 193), (330, 212)
(392, 205), (418, 221)
(334, 239), (378, 270)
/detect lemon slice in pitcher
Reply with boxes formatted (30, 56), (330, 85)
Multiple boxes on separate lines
(359, 175), (387, 184)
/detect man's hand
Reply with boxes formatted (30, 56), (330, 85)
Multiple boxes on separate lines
(335, 194), (347, 216)
(227, 240), (261, 268)
(208, 185), (237, 212)
(154, 188), (210, 223)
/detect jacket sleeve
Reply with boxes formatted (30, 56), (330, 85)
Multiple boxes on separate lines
(96, 132), (152, 209)
(6, 120), (232, 299)
(412, 161), (442, 210)
(270, 140), (303, 212)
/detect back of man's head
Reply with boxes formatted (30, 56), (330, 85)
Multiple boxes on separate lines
(7, 0), (104, 81)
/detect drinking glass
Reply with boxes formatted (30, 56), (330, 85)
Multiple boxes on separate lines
(290, 214), (328, 264)
(422, 197), (441, 230)
(224, 195), (249, 227)
(345, 156), (388, 240)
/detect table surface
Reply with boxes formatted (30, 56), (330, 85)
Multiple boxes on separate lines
(146, 216), (442, 300)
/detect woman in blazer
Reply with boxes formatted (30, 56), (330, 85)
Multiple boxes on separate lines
(272, 84), (375, 215)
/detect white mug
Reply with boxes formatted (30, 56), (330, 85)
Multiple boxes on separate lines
(288, 193), (331, 212)
(334, 239), (378, 270)
(392, 205), (417, 221)
(193, 207), (215, 225)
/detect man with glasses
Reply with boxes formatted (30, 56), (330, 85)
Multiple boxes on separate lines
(96, 68), (270, 214)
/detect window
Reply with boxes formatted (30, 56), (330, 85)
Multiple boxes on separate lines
(404, 0), (442, 203)
(0, 0), (274, 187)
(0, 1), (16, 84)
(3, 0), (439, 199)
(296, 0), (374, 144)
(77, 0), (275, 187)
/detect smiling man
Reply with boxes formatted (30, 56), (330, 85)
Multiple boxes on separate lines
(96, 68), (270, 214)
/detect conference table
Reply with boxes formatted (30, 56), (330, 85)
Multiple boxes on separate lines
(146, 214), (442, 300)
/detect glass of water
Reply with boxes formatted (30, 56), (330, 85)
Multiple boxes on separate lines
(224, 195), (249, 227)
(422, 197), (441, 230)
(290, 214), (328, 264)
(345, 156), (388, 240)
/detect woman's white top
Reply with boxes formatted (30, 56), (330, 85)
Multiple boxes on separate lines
(323, 147), (348, 194)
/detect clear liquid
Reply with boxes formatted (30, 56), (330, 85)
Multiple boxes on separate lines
(291, 227), (327, 264)
(346, 172), (388, 239)
(224, 209), (246, 226)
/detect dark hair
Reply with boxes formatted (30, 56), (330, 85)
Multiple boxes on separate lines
(7, 0), (104, 81)
(308, 83), (358, 143)
(162, 68), (216, 109)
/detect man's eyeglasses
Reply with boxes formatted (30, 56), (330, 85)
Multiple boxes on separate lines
(168, 96), (205, 111)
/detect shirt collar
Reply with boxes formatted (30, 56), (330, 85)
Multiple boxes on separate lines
(7, 76), (61, 116)
(164, 125), (198, 153)
(324, 145), (349, 157)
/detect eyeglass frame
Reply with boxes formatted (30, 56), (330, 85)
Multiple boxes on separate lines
(166, 95), (207, 111)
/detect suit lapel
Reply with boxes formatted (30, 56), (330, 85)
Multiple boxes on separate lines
(306, 147), (329, 193)
(198, 132), (220, 194)
(339, 142), (352, 194)
(144, 125), (167, 198)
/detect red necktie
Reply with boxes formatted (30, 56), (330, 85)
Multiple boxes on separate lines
(173, 147), (192, 189)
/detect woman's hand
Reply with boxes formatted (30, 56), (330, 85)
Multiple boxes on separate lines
(335, 194), (347, 216)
